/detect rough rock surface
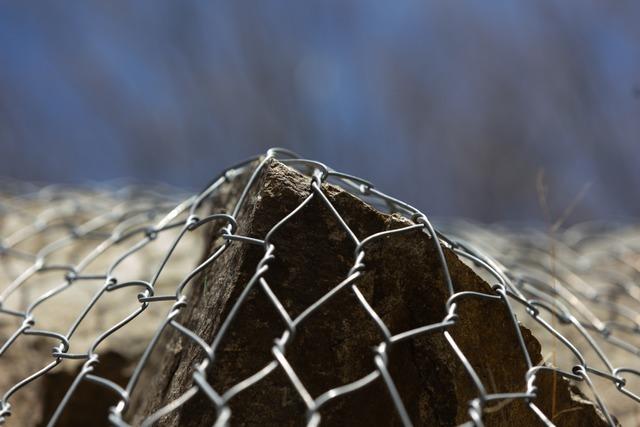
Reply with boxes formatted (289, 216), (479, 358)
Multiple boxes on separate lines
(132, 159), (611, 426)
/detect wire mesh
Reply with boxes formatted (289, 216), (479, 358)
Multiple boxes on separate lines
(0, 148), (638, 426)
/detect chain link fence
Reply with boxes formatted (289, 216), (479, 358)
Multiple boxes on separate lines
(0, 148), (638, 426)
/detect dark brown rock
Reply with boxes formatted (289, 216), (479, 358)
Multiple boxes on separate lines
(0, 333), (130, 427)
(132, 159), (610, 426)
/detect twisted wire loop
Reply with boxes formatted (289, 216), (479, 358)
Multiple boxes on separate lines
(0, 148), (636, 426)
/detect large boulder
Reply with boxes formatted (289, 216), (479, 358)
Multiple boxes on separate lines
(131, 159), (610, 426)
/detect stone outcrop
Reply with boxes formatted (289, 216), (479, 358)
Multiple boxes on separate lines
(132, 159), (611, 426)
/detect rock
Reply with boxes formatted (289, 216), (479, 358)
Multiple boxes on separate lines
(0, 335), (46, 426)
(132, 158), (611, 426)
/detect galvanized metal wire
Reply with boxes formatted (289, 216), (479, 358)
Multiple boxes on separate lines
(0, 148), (638, 426)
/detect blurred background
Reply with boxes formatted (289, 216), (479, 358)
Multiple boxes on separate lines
(0, 1), (639, 225)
